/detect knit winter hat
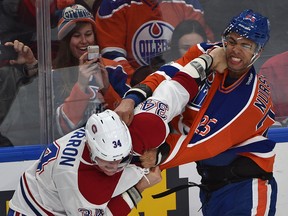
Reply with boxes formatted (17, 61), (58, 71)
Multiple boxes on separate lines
(57, 4), (96, 40)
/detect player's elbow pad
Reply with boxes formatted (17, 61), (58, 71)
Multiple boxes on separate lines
(122, 186), (142, 208)
(181, 54), (213, 85)
(123, 83), (152, 105)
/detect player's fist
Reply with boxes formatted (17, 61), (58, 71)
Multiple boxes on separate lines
(135, 166), (162, 192)
(114, 98), (135, 125)
(140, 148), (158, 168)
(209, 47), (227, 73)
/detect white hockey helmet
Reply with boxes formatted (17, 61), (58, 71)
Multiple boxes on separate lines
(85, 110), (133, 168)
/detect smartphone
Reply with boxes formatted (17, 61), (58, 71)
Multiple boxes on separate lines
(0, 45), (18, 61)
(87, 45), (99, 60)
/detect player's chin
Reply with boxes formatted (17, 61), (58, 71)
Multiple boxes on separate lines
(103, 170), (117, 176)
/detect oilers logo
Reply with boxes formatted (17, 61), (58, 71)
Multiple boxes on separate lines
(132, 20), (174, 65)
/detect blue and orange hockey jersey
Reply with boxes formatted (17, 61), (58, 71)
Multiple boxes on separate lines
(131, 42), (276, 173)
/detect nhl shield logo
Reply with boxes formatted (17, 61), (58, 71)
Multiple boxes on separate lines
(132, 20), (174, 65)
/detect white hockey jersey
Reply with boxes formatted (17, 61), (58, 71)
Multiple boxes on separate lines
(9, 128), (146, 216)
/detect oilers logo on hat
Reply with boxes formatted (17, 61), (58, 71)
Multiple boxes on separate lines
(62, 4), (93, 20)
(57, 4), (96, 40)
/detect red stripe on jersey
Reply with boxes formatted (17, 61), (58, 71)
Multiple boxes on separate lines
(172, 72), (199, 101)
(107, 194), (132, 215)
(78, 146), (122, 204)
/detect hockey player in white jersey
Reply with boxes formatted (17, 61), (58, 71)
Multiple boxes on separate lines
(8, 110), (162, 216)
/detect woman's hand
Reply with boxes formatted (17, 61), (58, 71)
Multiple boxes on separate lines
(78, 52), (100, 93)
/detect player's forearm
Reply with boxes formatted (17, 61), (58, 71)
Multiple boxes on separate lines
(107, 188), (142, 215)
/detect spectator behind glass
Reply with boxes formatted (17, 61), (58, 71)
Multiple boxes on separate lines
(0, 0), (40, 147)
(0, 0), (64, 147)
(163, 19), (208, 62)
(0, 40), (38, 147)
(95, 0), (214, 98)
(259, 51), (288, 126)
(52, 4), (120, 138)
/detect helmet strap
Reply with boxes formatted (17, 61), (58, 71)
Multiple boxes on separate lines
(248, 46), (262, 68)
